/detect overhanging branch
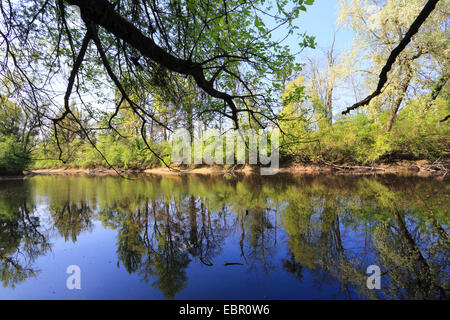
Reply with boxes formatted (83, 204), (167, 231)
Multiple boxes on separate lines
(342, 0), (440, 115)
(67, 0), (240, 127)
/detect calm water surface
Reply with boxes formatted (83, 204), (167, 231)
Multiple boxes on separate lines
(0, 174), (448, 299)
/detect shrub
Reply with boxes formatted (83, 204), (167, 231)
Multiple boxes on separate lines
(0, 136), (30, 175)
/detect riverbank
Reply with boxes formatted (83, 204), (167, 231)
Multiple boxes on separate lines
(22, 160), (450, 177)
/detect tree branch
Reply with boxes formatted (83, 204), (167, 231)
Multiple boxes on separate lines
(342, 0), (440, 115)
(67, 0), (240, 127)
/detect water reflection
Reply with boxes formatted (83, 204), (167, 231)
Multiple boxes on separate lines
(0, 180), (51, 288)
(0, 174), (448, 299)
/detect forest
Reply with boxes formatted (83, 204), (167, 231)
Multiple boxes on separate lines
(0, 0), (448, 175)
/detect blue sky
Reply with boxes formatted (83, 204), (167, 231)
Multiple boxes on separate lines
(296, 0), (354, 56)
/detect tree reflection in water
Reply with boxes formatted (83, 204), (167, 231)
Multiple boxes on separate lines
(0, 174), (448, 299)
(0, 180), (51, 288)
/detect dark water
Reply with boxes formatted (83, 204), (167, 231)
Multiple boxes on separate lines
(0, 174), (448, 300)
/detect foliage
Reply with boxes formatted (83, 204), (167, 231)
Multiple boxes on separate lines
(0, 96), (35, 174)
(0, 0), (317, 168)
(280, 92), (449, 164)
(0, 0), (448, 170)
(0, 136), (30, 175)
(277, 0), (450, 165)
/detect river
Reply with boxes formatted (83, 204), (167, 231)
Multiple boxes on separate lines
(0, 174), (448, 299)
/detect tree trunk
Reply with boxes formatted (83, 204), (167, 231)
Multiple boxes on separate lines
(325, 86), (333, 124)
(385, 64), (413, 132)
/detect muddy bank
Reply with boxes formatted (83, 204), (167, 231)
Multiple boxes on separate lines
(22, 161), (449, 177)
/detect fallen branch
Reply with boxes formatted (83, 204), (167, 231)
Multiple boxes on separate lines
(322, 162), (384, 171)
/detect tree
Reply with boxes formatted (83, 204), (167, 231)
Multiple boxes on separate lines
(0, 95), (39, 150)
(305, 32), (340, 125)
(0, 95), (23, 137)
(0, 0), (316, 165)
(0, 96), (35, 174)
(0, 136), (30, 175)
(339, 0), (448, 131)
